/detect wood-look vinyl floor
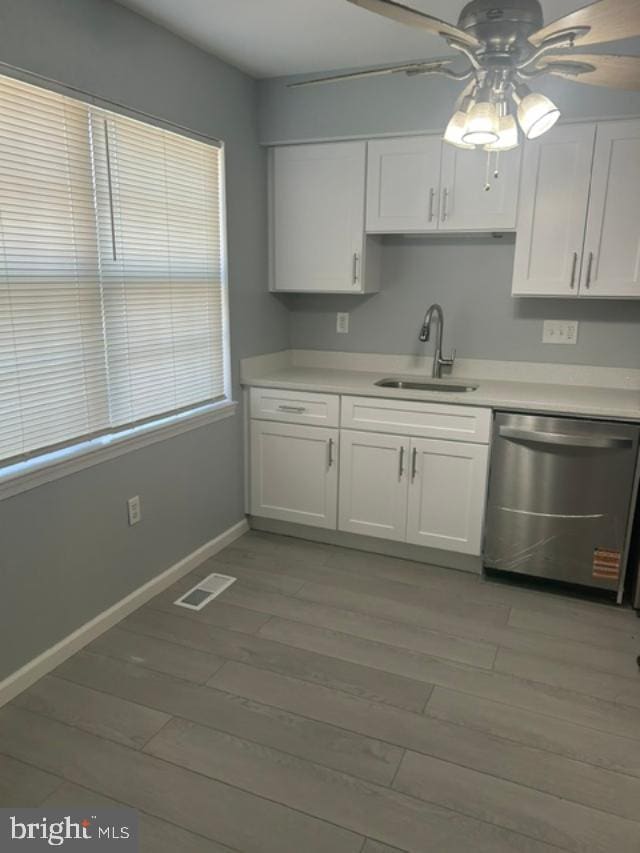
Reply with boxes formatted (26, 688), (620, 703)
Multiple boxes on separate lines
(2, 529), (640, 852)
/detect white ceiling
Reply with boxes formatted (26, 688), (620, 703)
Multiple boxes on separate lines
(115, 0), (590, 79)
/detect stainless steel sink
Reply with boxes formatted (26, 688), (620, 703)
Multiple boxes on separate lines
(375, 378), (478, 393)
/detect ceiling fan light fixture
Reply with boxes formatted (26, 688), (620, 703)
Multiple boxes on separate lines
(484, 114), (519, 152)
(461, 101), (500, 146)
(444, 109), (476, 149)
(517, 92), (561, 140)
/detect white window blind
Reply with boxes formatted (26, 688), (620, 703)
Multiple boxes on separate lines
(0, 76), (108, 463)
(91, 110), (227, 428)
(0, 74), (228, 466)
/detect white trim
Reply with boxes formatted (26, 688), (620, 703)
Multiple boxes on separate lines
(0, 400), (238, 502)
(0, 518), (249, 708)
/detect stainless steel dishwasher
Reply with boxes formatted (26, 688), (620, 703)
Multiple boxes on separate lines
(484, 412), (640, 600)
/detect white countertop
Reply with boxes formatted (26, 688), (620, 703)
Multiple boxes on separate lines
(241, 355), (640, 422)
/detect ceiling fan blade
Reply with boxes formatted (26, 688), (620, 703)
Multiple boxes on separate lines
(537, 53), (640, 89)
(529, 0), (640, 47)
(287, 59), (458, 87)
(346, 0), (480, 48)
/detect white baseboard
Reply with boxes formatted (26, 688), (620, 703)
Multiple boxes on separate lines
(0, 518), (249, 708)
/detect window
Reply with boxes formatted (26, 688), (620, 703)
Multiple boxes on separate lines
(0, 74), (229, 467)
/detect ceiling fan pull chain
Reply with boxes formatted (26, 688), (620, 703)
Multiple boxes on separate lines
(494, 150), (501, 180)
(484, 151), (491, 192)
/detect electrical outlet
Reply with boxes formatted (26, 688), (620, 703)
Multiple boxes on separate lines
(542, 320), (579, 345)
(336, 312), (349, 334)
(127, 495), (142, 526)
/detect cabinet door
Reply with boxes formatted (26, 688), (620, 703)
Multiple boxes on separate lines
(439, 144), (521, 232)
(406, 438), (489, 555)
(270, 142), (366, 293)
(250, 421), (338, 529)
(512, 123), (596, 297)
(580, 120), (640, 298)
(366, 136), (442, 233)
(338, 430), (409, 542)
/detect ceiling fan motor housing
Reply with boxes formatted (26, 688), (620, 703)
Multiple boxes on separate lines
(459, 0), (544, 56)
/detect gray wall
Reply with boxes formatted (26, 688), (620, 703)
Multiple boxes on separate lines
(285, 236), (640, 367)
(0, 0), (288, 680)
(259, 42), (640, 145)
(260, 56), (640, 369)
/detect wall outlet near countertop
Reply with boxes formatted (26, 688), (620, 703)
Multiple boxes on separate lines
(336, 312), (349, 334)
(542, 320), (579, 345)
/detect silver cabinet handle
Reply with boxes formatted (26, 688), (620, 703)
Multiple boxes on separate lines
(585, 251), (594, 290)
(428, 187), (436, 222)
(441, 187), (449, 222)
(570, 252), (578, 290)
(278, 405), (306, 413)
(411, 447), (418, 482)
(398, 446), (405, 478)
(328, 438), (335, 468)
(499, 426), (633, 450)
(352, 252), (360, 286)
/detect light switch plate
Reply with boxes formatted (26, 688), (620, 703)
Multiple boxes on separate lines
(336, 312), (349, 334)
(543, 320), (578, 345)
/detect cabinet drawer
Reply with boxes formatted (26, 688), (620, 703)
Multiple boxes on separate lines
(250, 387), (339, 427)
(341, 396), (491, 443)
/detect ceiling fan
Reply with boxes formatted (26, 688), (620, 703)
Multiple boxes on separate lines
(290, 0), (640, 152)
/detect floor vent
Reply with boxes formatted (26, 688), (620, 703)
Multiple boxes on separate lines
(174, 572), (237, 611)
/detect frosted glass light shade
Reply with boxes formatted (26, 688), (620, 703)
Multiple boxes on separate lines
(517, 93), (560, 139)
(484, 114), (519, 151)
(461, 102), (499, 146)
(444, 110), (475, 149)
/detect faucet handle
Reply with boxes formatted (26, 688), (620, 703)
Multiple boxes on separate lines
(441, 348), (456, 368)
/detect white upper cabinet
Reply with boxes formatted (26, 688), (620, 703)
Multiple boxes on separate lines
(269, 141), (377, 293)
(581, 119), (640, 299)
(366, 136), (442, 233)
(439, 144), (521, 232)
(512, 123), (596, 297)
(366, 135), (521, 234)
(513, 119), (640, 300)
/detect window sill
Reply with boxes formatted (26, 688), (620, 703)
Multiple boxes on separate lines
(0, 400), (238, 502)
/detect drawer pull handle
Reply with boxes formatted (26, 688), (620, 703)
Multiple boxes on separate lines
(278, 405), (307, 413)
(411, 447), (418, 482)
(428, 187), (436, 222)
(399, 446), (405, 478)
(328, 438), (335, 468)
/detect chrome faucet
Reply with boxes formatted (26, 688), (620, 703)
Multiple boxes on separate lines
(419, 303), (456, 379)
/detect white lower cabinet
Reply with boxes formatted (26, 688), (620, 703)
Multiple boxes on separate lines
(405, 438), (489, 555)
(339, 430), (409, 542)
(338, 429), (489, 555)
(250, 420), (338, 529)
(249, 390), (491, 557)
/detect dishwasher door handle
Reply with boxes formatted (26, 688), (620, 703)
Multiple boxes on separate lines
(499, 426), (634, 450)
